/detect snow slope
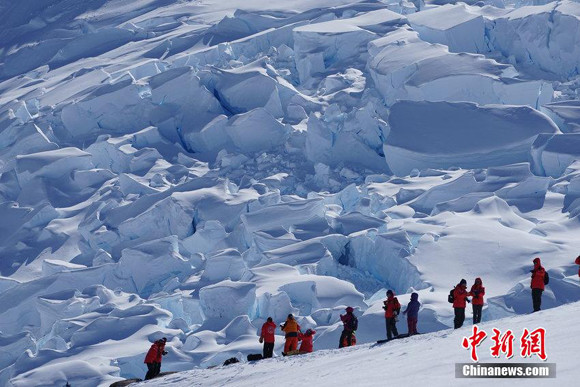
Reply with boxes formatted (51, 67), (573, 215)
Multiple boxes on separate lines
(1, 0), (580, 386)
(138, 301), (580, 387)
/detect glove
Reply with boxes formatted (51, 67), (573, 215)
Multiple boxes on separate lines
(259, 338), (263, 344)
(466, 298), (471, 304)
(162, 351), (168, 356)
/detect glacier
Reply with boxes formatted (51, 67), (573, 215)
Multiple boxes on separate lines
(0, 0), (580, 386)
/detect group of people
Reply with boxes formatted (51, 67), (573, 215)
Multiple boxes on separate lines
(259, 314), (317, 356)
(143, 255), (580, 378)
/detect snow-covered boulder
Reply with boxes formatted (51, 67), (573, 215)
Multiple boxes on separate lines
(293, 9), (406, 83)
(542, 100), (580, 133)
(116, 236), (194, 297)
(408, 3), (486, 53)
(202, 248), (247, 282)
(531, 133), (580, 177)
(487, 1), (580, 79)
(384, 101), (560, 176)
(368, 27), (553, 107)
(199, 280), (257, 320)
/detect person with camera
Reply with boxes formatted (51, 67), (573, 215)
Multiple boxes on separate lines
(383, 290), (401, 340)
(144, 337), (168, 380)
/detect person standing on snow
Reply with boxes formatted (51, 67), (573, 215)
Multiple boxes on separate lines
(298, 329), (316, 353)
(144, 337), (167, 380)
(531, 257), (547, 312)
(339, 306), (358, 348)
(575, 255), (580, 279)
(280, 314), (301, 355)
(383, 290), (401, 340)
(470, 278), (485, 324)
(402, 292), (420, 335)
(260, 317), (276, 358)
(453, 279), (471, 329)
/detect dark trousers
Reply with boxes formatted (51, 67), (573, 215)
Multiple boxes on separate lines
(386, 317), (398, 340)
(454, 307), (465, 329)
(339, 330), (354, 348)
(145, 362), (160, 380)
(407, 317), (418, 335)
(263, 342), (274, 358)
(472, 304), (483, 324)
(532, 288), (543, 312)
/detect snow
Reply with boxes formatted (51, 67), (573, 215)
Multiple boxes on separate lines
(1, 0), (580, 386)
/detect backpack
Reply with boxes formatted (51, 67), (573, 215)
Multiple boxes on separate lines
(223, 357), (239, 366)
(247, 354), (263, 362)
(448, 289), (455, 303)
(349, 315), (358, 331)
(543, 271), (549, 285)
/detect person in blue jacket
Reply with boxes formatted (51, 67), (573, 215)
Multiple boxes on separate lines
(402, 292), (420, 335)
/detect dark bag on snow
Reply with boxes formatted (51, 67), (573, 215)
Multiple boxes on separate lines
(223, 357), (239, 366)
(448, 289), (455, 303)
(544, 271), (549, 285)
(247, 354), (263, 362)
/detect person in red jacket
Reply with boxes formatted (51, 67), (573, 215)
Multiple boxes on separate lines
(575, 255), (580, 278)
(259, 317), (276, 358)
(453, 279), (471, 329)
(383, 290), (401, 340)
(339, 306), (357, 348)
(298, 329), (316, 353)
(144, 337), (167, 380)
(531, 257), (546, 312)
(470, 278), (485, 324)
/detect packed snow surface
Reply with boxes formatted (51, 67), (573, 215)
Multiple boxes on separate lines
(1, 0), (580, 386)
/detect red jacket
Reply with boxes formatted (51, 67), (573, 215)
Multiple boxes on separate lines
(144, 342), (161, 364)
(470, 279), (485, 306)
(384, 295), (401, 318)
(260, 321), (276, 343)
(298, 330), (316, 353)
(156, 342), (166, 363)
(531, 258), (545, 290)
(453, 284), (470, 308)
(575, 256), (580, 277)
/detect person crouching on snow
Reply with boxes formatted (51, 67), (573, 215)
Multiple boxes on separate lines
(298, 329), (316, 353)
(281, 314), (301, 355)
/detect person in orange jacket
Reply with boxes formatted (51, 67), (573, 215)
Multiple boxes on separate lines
(575, 255), (580, 278)
(298, 329), (316, 353)
(259, 317), (276, 358)
(144, 337), (167, 380)
(531, 257), (546, 312)
(280, 314), (301, 354)
(453, 279), (471, 329)
(470, 278), (485, 324)
(383, 290), (401, 340)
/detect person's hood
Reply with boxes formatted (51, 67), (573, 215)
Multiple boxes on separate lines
(534, 257), (541, 267)
(346, 306), (354, 313)
(411, 292), (419, 301)
(475, 277), (482, 285)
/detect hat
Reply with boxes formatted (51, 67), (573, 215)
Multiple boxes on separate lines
(346, 306), (354, 313)
(386, 289), (394, 296)
(459, 279), (467, 286)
